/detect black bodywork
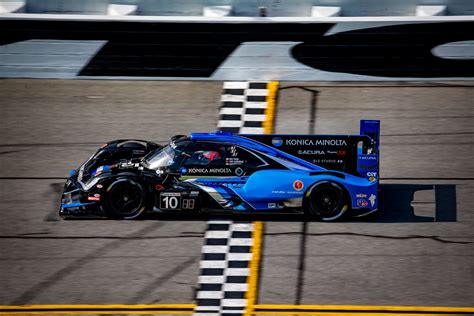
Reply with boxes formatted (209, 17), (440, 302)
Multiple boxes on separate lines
(61, 139), (162, 218)
(60, 138), (241, 219)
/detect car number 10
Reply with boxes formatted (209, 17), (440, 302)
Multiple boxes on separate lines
(162, 196), (179, 209)
(160, 193), (195, 210)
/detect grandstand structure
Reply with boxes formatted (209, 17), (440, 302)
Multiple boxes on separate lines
(1, 0), (473, 17)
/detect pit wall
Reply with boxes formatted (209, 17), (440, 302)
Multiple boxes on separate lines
(1, 16), (473, 81)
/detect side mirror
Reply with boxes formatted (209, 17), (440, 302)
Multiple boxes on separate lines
(171, 135), (186, 142)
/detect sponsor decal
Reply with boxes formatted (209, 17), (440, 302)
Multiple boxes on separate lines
(285, 139), (347, 146)
(272, 190), (285, 194)
(119, 161), (140, 169)
(293, 180), (304, 191)
(156, 169), (164, 175)
(357, 199), (369, 207)
(235, 167), (245, 176)
(297, 149), (325, 155)
(272, 137), (283, 147)
(356, 193), (367, 198)
(179, 167), (188, 175)
(337, 150), (347, 157)
(229, 146), (238, 157)
(93, 166), (110, 175)
(96, 184), (103, 189)
(190, 191), (199, 197)
(367, 172), (378, 181)
(162, 192), (181, 197)
(93, 193), (100, 198)
(155, 184), (165, 191)
(369, 194), (376, 207)
(226, 157), (244, 166)
(271, 190), (300, 195)
(188, 167), (232, 174)
(87, 196), (100, 201)
(312, 159), (344, 164)
(268, 203), (277, 209)
(359, 155), (377, 160)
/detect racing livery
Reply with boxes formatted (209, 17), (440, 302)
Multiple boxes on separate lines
(60, 120), (380, 221)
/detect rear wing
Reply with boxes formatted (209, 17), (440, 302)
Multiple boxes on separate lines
(244, 120), (380, 180)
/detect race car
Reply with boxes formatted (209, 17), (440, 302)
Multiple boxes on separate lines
(60, 120), (380, 221)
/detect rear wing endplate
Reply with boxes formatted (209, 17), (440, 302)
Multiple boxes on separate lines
(358, 120), (380, 181)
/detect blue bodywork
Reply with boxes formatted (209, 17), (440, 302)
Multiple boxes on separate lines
(185, 119), (380, 214)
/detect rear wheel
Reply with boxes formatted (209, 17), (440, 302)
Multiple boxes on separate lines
(103, 177), (151, 219)
(305, 181), (349, 221)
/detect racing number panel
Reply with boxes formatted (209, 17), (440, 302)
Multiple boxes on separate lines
(158, 190), (200, 211)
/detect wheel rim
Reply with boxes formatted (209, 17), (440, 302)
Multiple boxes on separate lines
(108, 180), (144, 216)
(311, 185), (343, 217)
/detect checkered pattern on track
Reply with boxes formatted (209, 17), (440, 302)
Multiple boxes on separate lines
(195, 220), (255, 316)
(217, 82), (271, 134)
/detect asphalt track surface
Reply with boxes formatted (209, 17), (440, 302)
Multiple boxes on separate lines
(0, 80), (473, 311)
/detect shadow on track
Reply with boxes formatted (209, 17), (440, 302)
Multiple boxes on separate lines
(148, 183), (458, 223)
(51, 183), (458, 224)
(375, 183), (457, 222)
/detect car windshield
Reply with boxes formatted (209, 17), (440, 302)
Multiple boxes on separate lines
(143, 145), (179, 170)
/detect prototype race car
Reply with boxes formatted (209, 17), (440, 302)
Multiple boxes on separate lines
(60, 120), (380, 221)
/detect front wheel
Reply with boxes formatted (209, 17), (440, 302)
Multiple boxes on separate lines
(304, 181), (349, 221)
(102, 177), (151, 219)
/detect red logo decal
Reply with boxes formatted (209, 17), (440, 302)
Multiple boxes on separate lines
(293, 180), (304, 191)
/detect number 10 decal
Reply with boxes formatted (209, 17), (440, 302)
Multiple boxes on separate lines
(160, 192), (181, 210)
(160, 192), (196, 210)
(162, 195), (179, 209)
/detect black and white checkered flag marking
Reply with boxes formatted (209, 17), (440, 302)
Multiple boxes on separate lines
(195, 220), (254, 316)
(218, 82), (271, 134)
(195, 81), (275, 315)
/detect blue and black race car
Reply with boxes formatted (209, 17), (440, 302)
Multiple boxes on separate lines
(60, 120), (380, 221)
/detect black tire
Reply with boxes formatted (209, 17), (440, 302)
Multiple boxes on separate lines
(304, 181), (349, 221)
(102, 177), (151, 219)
